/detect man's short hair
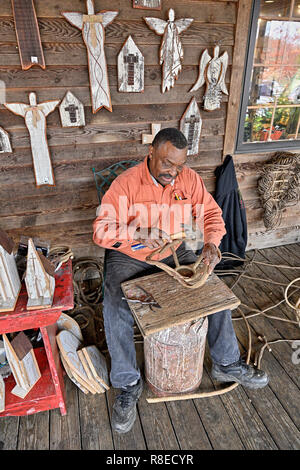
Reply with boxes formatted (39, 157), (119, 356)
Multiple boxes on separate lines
(152, 128), (188, 149)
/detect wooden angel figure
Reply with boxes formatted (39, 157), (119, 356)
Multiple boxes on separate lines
(61, 0), (118, 113)
(4, 92), (59, 186)
(190, 46), (228, 111)
(144, 8), (193, 93)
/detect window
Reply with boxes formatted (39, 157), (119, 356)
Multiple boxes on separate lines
(236, 0), (300, 153)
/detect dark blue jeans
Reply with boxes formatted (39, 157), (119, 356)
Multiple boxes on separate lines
(103, 244), (241, 388)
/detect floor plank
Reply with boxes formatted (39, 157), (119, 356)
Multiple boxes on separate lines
(50, 377), (81, 450)
(17, 411), (49, 450)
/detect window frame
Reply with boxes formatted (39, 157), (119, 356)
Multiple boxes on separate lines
(235, 0), (300, 154)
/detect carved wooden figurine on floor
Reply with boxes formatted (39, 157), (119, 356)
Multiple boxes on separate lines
(0, 228), (21, 312)
(11, 0), (46, 70)
(190, 46), (228, 111)
(25, 238), (56, 310)
(59, 91), (86, 127)
(180, 97), (202, 156)
(133, 0), (161, 10)
(144, 9), (193, 93)
(0, 127), (12, 154)
(4, 92), (60, 186)
(62, 0), (118, 113)
(118, 36), (144, 93)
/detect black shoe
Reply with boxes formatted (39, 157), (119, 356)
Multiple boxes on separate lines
(111, 378), (143, 434)
(211, 358), (269, 390)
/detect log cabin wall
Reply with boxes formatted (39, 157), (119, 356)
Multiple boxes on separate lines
(0, 0), (299, 258)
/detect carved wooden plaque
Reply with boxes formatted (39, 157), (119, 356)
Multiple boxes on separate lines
(0, 127), (12, 153)
(180, 97), (202, 156)
(118, 36), (144, 93)
(59, 91), (85, 127)
(62, 0), (118, 113)
(133, 0), (161, 10)
(11, 0), (46, 70)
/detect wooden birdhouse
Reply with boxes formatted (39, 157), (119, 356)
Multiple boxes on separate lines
(59, 91), (85, 128)
(118, 36), (144, 93)
(0, 229), (21, 312)
(25, 238), (55, 310)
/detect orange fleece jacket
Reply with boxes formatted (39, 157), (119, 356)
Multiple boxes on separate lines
(93, 157), (226, 261)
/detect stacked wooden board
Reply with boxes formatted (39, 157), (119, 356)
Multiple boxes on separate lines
(56, 313), (109, 394)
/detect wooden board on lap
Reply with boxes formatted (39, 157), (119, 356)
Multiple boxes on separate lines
(121, 271), (240, 336)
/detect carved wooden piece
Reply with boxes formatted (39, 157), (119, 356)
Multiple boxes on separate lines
(62, 0), (118, 113)
(144, 9), (193, 93)
(82, 345), (110, 390)
(118, 36), (144, 93)
(11, 0), (45, 70)
(59, 91), (85, 128)
(190, 46), (228, 111)
(25, 238), (55, 310)
(4, 92), (59, 186)
(180, 97), (202, 156)
(77, 349), (104, 393)
(0, 127), (12, 153)
(0, 229), (21, 313)
(142, 123), (161, 144)
(121, 270), (240, 337)
(56, 330), (99, 394)
(133, 0), (161, 10)
(57, 312), (83, 342)
(60, 353), (89, 394)
(3, 332), (41, 398)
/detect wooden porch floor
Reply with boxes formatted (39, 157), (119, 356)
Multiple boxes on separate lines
(1, 243), (300, 450)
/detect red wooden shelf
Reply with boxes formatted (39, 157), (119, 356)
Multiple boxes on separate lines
(1, 347), (58, 417)
(0, 260), (74, 417)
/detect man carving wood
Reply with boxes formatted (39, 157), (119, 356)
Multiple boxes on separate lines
(93, 128), (268, 434)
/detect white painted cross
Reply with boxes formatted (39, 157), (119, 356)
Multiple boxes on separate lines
(142, 123), (161, 144)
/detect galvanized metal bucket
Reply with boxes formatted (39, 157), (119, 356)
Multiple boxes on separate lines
(144, 316), (208, 397)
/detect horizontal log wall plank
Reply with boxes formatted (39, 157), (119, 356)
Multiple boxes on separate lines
(0, 43), (233, 66)
(0, 64), (231, 89)
(0, 1), (237, 22)
(0, 19), (235, 45)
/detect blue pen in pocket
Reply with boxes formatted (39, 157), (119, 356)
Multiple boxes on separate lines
(131, 243), (146, 251)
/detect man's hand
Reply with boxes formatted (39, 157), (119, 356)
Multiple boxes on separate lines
(133, 227), (171, 249)
(201, 242), (220, 274)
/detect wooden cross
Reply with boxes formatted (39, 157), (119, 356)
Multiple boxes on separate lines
(180, 97), (202, 156)
(124, 54), (138, 86)
(65, 104), (79, 123)
(186, 114), (200, 151)
(61, 0), (118, 113)
(142, 123), (161, 145)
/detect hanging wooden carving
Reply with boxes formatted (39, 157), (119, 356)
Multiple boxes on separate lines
(133, 0), (161, 10)
(142, 123), (161, 144)
(59, 91), (85, 127)
(11, 0), (46, 70)
(144, 9), (193, 93)
(25, 238), (55, 310)
(61, 0), (119, 113)
(0, 127), (12, 153)
(4, 92), (59, 186)
(0, 228), (21, 312)
(118, 36), (144, 93)
(180, 97), (202, 156)
(190, 46), (228, 111)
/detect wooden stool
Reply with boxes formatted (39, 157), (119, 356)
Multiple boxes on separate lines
(121, 269), (240, 400)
